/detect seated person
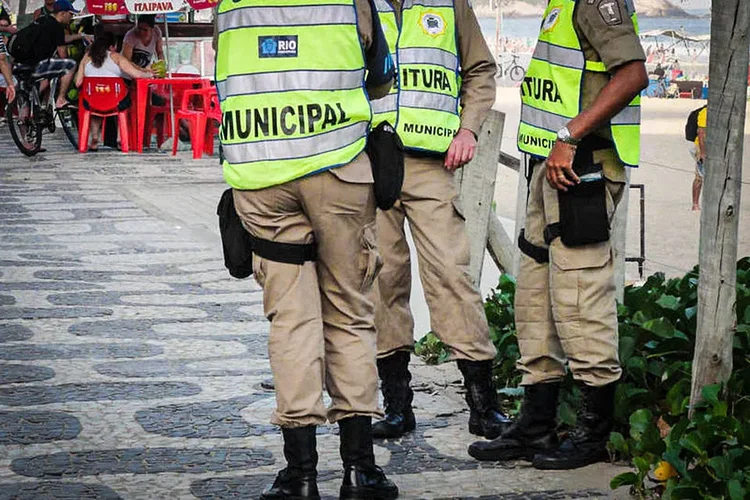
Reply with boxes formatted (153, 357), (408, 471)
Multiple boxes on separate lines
(7, 0), (91, 109)
(122, 15), (163, 70)
(122, 15), (166, 106)
(75, 30), (152, 151)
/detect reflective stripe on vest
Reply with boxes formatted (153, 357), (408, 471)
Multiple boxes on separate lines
(517, 0), (641, 166)
(373, 0), (461, 153)
(216, 0), (371, 190)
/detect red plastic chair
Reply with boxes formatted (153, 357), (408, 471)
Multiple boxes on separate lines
(144, 77), (211, 149)
(172, 86), (220, 159)
(78, 77), (130, 153)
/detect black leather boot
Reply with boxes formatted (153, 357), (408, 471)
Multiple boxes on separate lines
(339, 416), (399, 500)
(457, 360), (512, 439)
(372, 351), (416, 439)
(532, 382), (617, 470)
(261, 426), (320, 500)
(468, 382), (560, 461)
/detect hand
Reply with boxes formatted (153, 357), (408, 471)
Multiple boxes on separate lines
(545, 140), (580, 191)
(82, 34), (94, 44)
(3, 25), (17, 34)
(444, 128), (477, 171)
(5, 84), (15, 103)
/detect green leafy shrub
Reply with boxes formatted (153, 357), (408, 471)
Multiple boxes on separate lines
(415, 257), (750, 496)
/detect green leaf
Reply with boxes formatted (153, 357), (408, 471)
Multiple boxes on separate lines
(610, 472), (638, 490)
(633, 456), (651, 474)
(609, 432), (628, 453)
(629, 409), (654, 438)
(708, 456), (732, 480)
(701, 384), (722, 405)
(656, 294), (681, 310)
(727, 479), (744, 500)
(557, 400), (577, 427)
(685, 305), (698, 320)
(619, 335), (637, 364)
(679, 432), (705, 457)
(642, 317), (678, 339)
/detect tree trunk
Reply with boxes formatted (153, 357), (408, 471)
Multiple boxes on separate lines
(17, 0), (27, 16)
(689, 0), (749, 410)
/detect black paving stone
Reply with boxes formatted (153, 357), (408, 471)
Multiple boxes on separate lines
(0, 381), (201, 406)
(0, 364), (55, 384)
(0, 343), (163, 360)
(35, 270), (116, 282)
(0, 481), (123, 499)
(135, 396), (277, 438)
(0, 324), (33, 343)
(11, 448), (274, 477)
(0, 295), (16, 306)
(0, 307), (114, 320)
(0, 282), (105, 291)
(0, 411), (81, 444)
(94, 358), (267, 378)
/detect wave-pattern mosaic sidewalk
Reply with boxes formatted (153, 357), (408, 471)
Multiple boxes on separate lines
(0, 131), (627, 499)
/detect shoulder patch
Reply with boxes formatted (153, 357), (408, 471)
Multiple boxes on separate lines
(598, 0), (622, 26)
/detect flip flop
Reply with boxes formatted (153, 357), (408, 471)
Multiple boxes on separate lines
(88, 146), (99, 152)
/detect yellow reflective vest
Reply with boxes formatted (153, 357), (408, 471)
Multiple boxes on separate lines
(517, 0), (641, 166)
(216, 0), (372, 190)
(373, 0), (461, 153)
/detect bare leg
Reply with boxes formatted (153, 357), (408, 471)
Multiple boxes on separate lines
(55, 71), (74, 109)
(692, 176), (702, 211)
(89, 117), (102, 150)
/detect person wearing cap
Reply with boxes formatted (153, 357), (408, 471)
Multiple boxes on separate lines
(8, 0), (90, 109)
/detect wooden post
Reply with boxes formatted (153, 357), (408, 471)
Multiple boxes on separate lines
(689, 0), (749, 409)
(455, 110), (505, 286)
(612, 169), (631, 302)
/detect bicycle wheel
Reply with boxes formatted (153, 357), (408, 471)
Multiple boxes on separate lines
(58, 107), (79, 150)
(509, 65), (526, 82)
(6, 92), (42, 157)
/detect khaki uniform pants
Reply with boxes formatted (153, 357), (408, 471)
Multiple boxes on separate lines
(233, 162), (383, 427)
(515, 149), (625, 387)
(374, 155), (497, 361)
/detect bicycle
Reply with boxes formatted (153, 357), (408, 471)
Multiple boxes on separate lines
(498, 53), (526, 82)
(6, 63), (79, 156)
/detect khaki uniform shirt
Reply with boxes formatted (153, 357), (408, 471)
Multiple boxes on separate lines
(389, 0), (497, 136)
(574, 0), (646, 141)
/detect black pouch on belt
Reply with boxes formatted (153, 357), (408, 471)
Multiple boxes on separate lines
(366, 121), (404, 210)
(556, 138), (610, 247)
(217, 188), (254, 279)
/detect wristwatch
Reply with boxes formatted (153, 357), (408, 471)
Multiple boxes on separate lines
(556, 126), (581, 146)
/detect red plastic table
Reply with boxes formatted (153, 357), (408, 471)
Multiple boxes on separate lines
(131, 76), (212, 153)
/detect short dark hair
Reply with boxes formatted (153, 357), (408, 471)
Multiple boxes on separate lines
(0, 11), (10, 24)
(137, 15), (156, 28)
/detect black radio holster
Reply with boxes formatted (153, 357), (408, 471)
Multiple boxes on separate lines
(217, 188), (317, 279)
(554, 139), (610, 247)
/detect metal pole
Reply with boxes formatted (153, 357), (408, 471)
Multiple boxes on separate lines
(164, 17), (176, 147)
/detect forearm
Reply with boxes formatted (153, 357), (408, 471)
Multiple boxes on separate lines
(64, 33), (84, 43)
(0, 58), (13, 87)
(566, 60), (648, 140)
(367, 79), (393, 100)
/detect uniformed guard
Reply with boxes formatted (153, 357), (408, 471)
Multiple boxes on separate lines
(369, 0), (511, 440)
(215, 0), (399, 497)
(469, 0), (648, 470)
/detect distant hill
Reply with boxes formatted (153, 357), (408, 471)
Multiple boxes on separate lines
(474, 0), (694, 18)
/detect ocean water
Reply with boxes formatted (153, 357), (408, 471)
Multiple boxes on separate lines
(478, 16), (712, 40)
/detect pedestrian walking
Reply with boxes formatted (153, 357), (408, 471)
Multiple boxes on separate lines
(469, 0), (648, 470)
(215, 0), (398, 497)
(369, 0), (511, 441)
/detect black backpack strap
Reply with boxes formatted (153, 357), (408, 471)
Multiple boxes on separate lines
(518, 229), (549, 264)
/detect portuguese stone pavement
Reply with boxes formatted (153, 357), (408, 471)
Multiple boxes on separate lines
(0, 129), (628, 499)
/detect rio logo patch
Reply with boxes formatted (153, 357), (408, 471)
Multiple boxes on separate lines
(419, 11), (446, 37)
(258, 35), (298, 58)
(541, 7), (561, 32)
